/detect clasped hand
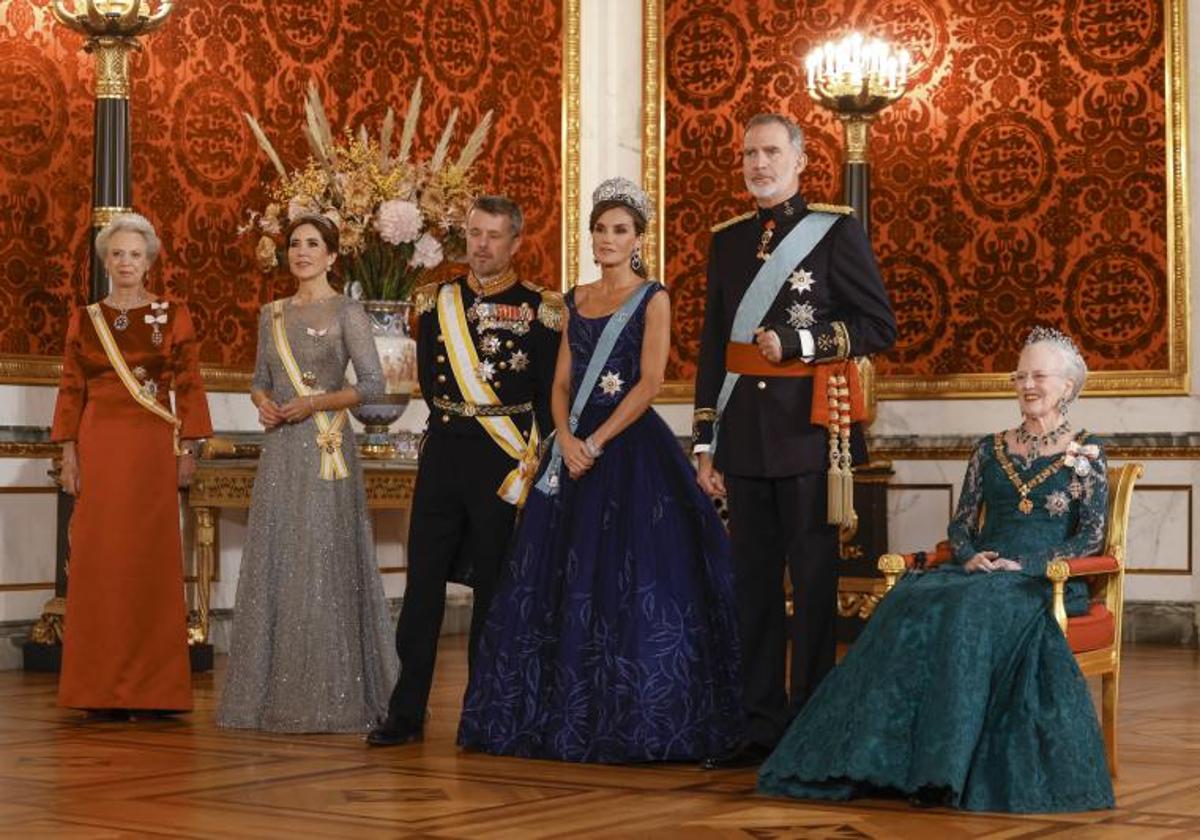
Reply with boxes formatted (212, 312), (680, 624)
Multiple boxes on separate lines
(754, 327), (782, 363)
(258, 397), (315, 429)
(560, 434), (595, 479)
(964, 551), (1022, 573)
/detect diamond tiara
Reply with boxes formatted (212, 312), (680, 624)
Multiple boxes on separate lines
(592, 176), (653, 222)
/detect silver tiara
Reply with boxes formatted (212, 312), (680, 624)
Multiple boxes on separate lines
(1025, 326), (1080, 356)
(592, 177), (654, 221)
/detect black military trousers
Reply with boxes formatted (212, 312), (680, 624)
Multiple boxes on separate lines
(385, 432), (518, 728)
(725, 472), (839, 749)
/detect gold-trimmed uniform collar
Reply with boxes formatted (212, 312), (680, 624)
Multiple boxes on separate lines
(468, 267), (519, 297)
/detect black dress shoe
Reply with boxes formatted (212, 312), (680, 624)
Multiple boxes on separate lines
(700, 742), (773, 770)
(366, 719), (423, 747)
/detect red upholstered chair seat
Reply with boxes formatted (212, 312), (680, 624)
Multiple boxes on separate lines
(1067, 603), (1115, 653)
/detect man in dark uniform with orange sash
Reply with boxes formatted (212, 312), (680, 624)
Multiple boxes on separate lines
(694, 114), (897, 768)
(368, 196), (562, 746)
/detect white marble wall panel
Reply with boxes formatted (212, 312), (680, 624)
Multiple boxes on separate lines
(886, 485), (954, 555)
(579, 0), (644, 287)
(1125, 486), (1191, 575)
(0, 590), (51, 624)
(0, 491), (57, 586)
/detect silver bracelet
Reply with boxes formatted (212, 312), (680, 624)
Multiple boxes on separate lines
(583, 435), (603, 458)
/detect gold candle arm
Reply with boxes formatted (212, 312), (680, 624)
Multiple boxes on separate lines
(50, 1), (175, 38)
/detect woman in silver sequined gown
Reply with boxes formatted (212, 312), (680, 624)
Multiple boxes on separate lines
(217, 215), (397, 733)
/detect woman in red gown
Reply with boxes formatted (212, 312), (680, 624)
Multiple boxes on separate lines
(50, 213), (212, 715)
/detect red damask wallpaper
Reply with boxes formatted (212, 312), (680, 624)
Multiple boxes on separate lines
(0, 0), (562, 373)
(663, 0), (1168, 383)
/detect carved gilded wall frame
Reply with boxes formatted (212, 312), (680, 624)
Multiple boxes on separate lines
(647, 0), (1191, 401)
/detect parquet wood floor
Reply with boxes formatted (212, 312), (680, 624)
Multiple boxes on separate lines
(1, 639), (1198, 838)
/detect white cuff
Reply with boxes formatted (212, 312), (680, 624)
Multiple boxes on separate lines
(692, 443), (712, 454)
(799, 329), (815, 361)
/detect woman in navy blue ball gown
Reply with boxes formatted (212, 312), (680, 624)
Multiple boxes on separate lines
(457, 178), (743, 763)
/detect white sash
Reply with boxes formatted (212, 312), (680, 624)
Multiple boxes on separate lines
(437, 283), (540, 506)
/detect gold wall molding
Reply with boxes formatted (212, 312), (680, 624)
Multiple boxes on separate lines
(645, 0), (1191, 400)
(0, 353), (254, 391)
(641, 0), (664, 283)
(562, 0), (581, 292)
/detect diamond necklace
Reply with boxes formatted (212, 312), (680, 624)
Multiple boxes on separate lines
(1014, 418), (1071, 462)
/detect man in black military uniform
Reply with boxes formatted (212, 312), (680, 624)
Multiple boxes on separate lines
(694, 114), (897, 767)
(368, 196), (562, 746)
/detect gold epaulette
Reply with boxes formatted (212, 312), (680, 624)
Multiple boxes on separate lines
(808, 203), (855, 215)
(413, 280), (443, 315)
(535, 287), (566, 331)
(710, 211), (756, 233)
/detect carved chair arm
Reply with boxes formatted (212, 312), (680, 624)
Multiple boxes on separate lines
(1045, 555), (1120, 634)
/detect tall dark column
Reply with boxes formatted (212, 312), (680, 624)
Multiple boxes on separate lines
(87, 36), (137, 301)
(839, 116), (872, 238)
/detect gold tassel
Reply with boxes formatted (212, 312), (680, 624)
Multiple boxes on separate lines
(826, 379), (844, 526)
(838, 376), (856, 528)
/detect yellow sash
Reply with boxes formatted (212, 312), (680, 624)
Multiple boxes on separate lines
(270, 300), (349, 481)
(437, 283), (541, 507)
(85, 303), (181, 454)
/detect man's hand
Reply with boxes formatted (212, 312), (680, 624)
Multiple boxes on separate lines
(754, 327), (782, 363)
(696, 452), (726, 498)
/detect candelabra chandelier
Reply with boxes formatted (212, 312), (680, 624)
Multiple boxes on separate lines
(805, 33), (911, 236)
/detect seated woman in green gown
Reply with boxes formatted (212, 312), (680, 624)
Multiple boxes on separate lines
(758, 327), (1115, 813)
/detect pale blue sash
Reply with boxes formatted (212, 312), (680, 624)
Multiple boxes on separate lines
(535, 281), (656, 496)
(712, 212), (840, 457)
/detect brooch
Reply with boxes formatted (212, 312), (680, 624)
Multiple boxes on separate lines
(1063, 441), (1100, 477)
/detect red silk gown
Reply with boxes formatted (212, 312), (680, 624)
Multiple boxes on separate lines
(50, 300), (212, 711)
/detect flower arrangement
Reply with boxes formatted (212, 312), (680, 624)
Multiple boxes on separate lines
(241, 80), (492, 301)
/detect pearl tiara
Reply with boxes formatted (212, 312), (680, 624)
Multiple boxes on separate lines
(592, 177), (654, 222)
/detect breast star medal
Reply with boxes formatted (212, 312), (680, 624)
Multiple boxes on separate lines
(787, 302), (816, 329)
(508, 349), (529, 372)
(481, 334), (502, 356)
(787, 267), (815, 294)
(598, 370), (624, 396)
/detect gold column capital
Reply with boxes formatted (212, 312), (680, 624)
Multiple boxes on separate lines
(839, 115), (873, 164)
(93, 205), (133, 228)
(85, 36), (140, 99)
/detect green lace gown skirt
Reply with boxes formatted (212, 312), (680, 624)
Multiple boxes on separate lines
(757, 568), (1114, 812)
